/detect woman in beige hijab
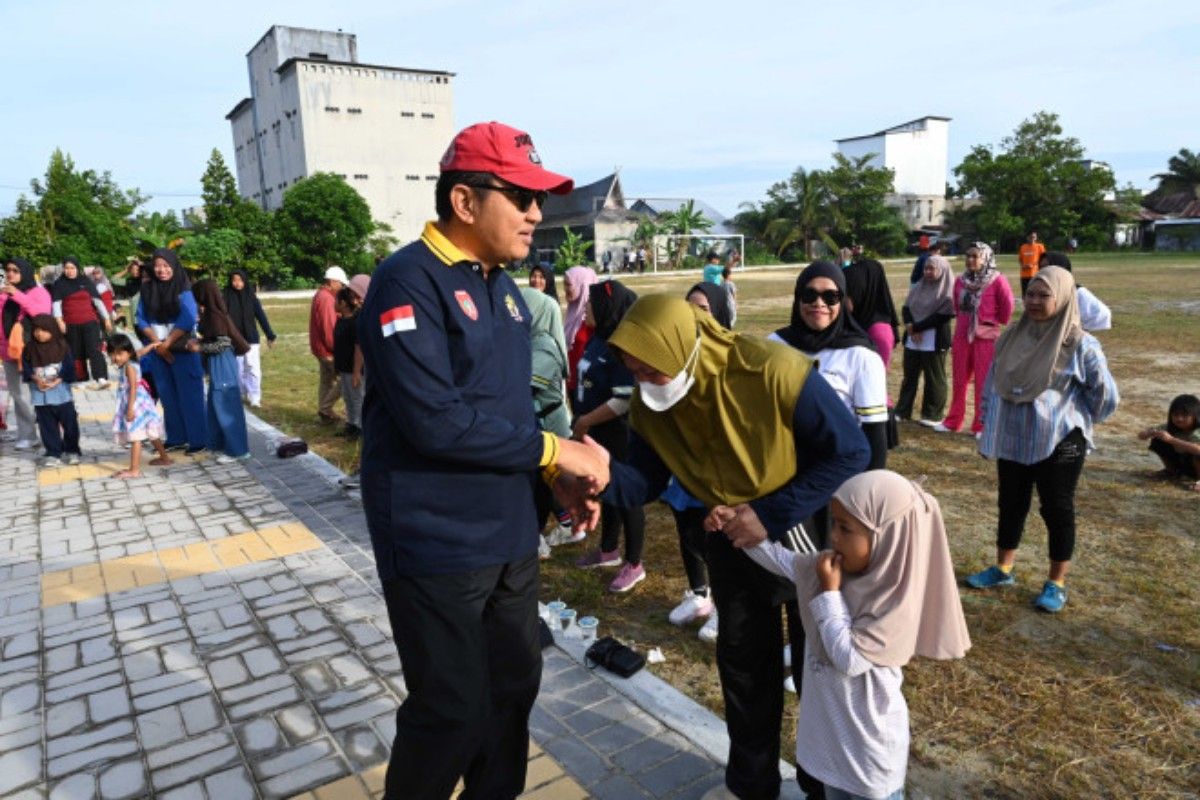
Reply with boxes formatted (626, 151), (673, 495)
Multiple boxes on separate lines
(965, 266), (1119, 613)
(732, 469), (970, 800)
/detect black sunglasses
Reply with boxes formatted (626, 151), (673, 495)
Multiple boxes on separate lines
(800, 287), (842, 306)
(462, 181), (547, 213)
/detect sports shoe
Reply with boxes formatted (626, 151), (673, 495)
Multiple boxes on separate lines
(964, 565), (1015, 589)
(14, 439), (35, 451)
(63, 453), (81, 465)
(608, 562), (645, 593)
(698, 610), (719, 643)
(339, 473), (360, 490)
(917, 418), (940, 428)
(783, 675), (796, 694)
(215, 453), (250, 464)
(1034, 581), (1067, 613)
(576, 549), (621, 569)
(41, 457), (63, 468)
(668, 590), (714, 626)
(931, 422), (956, 433)
(546, 524), (586, 546)
(538, 535), (551, 561)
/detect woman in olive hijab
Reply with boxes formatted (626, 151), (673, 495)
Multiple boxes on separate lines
(590, 294), (870, 799)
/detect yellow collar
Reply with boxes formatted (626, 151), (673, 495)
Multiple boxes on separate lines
(421, 221), (472, 267)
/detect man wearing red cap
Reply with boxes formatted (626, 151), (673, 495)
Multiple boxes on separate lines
(356, 122), (607, 799)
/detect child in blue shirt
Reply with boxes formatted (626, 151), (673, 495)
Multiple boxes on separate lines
(22, 315), (81, 466)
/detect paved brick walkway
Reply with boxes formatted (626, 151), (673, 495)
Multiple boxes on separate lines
(0, 384), (764, 799)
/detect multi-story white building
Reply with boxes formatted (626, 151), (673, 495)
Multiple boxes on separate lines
(836, 116), (951, 229)
(226, 25), (454, 244)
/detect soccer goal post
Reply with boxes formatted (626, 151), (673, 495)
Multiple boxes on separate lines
(650, 234), (745, 274)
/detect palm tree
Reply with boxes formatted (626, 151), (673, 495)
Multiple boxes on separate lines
(659, 200), (713, 268)
(1151, 148), (1200, 198)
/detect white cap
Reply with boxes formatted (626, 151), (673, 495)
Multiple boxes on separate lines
(324, 266), (349, 285)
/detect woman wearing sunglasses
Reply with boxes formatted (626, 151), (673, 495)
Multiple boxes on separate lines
(771, 260), (890, 472)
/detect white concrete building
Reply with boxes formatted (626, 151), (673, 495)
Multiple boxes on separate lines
(226, 25), (454, 244)
(836, 116), (950, 229)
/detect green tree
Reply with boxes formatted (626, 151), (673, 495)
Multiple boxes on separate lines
(1150, 147), (1200, 197)
(952, 111), (1116, 250)
(131, 210), (184, 254)
(200, 149), (241, 230)
(24, 149), (143, 266)
(658, 200), (713, 268)
(180, 228), (246, 278)
(554, 226), (592, 272)
(274, 173), (373, 282)
(367, 221), (399, 266)
(0, 196), (54, 265)
(822, 153), (907, 255)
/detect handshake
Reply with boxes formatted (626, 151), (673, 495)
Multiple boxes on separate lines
(549, 436), (611, 534)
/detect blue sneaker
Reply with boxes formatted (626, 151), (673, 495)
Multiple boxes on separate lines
(1034, 581), (1067, 613)
(964, 565), (1015, 589)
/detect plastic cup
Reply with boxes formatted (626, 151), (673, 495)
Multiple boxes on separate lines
(546, 601), (567, 631)
(577, 616), (598, 644)
(559, 608), (577, 638)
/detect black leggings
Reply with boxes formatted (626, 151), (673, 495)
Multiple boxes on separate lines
(671, 507), (709, 593)
(1149, 437), (1200, 479)
(65, 320), (108, 382)
(997, 428), (1086, 562)
(592, 419), (645, 564)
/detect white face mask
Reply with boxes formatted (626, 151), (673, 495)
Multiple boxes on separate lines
(639, 336), (701, 412)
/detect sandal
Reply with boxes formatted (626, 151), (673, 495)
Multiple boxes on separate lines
(113, 469), (142, 479)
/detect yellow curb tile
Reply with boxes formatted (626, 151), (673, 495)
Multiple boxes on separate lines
(528, 741), (543, 757)
(182, 542), (222, 573)
(101, 564), (139, 594)
(260, 525), (322, 557)
(360, 764), (387, 795)
(523, 755), (563, 791)
(41, 584), (82, 607)
(79, 412), (111, 422)
(42, 570), (73, 589)
(312, 774), (371, 800)
(51, 578), (108, 605)
(210, 537), (251, 569)
(236, 532), (276, 562)
(72, 563), (103, 582)
(519, 776), (588, 800)
(133, 565), (167, 586)
(291, 794), (317, 800)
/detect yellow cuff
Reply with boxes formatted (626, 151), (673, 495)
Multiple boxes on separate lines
(539, 431), (559, 468)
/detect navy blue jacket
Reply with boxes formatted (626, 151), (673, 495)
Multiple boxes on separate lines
(604, 370), (870, 540)
(357, 222), (547, 578)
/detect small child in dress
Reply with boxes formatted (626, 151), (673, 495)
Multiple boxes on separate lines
(22, 314), (82, 466)
(731, 470), (971, 800)
(1138, 394), (1200, 491)
(333, 287), (363, 438)
(109, 335), (171, 478)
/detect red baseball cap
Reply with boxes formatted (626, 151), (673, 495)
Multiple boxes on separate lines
(439, 121), (574, 194)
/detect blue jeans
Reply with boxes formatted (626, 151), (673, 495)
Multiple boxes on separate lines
(144, 350), (207, 449)
(824, 786), (904, 800)
(206, 348), (249, 457)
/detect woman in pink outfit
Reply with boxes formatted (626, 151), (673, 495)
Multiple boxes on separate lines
(936, 243), (1014, 435)
(1, 258), (53, 448)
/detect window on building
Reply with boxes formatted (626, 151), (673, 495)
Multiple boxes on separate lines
(401, 111), (414, 118)
(325, 106), (340, 113)
(406, 175), (420, 181)
(354, 174), (368, 180)
(347, 107), (362, 114)
(421, 112), (435, 119)
(309, 52), (329, 60)
(426, 175), (437, 181)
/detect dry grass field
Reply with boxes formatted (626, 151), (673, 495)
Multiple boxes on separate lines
(254, 252), (1199, 798)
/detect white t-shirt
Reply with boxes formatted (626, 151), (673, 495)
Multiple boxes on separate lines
(1077, 286), (1112, 332)
(768, 334), (889, 424)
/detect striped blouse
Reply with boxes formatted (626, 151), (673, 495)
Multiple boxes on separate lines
(977, 334), (1119, 465)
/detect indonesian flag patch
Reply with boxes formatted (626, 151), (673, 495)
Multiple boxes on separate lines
(381, 305), (416, 336)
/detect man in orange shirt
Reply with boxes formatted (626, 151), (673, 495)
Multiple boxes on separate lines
(1017, 231), (1045, 295)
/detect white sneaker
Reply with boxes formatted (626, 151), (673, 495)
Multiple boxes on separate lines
(974, 431), (983, 441)
(14, 439), (35, 451)
(668, 590), (714, 626)
(698, 610), (719, 643)
(917, 418), (939, 428)
(538, 535), (551, 561)
(784, 675), (796, 694)
(931, 422), (955, 433)
(63, 453), (81, 465)
(545, 523), (586, 547)
(41, 457), (62, 468)
(215, 453), (250, 464)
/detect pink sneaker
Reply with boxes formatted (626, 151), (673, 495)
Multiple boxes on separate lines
(608, 563), (645, 593)
(576, 549), (622, 569)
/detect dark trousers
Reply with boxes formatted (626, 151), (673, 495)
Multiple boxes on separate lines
(144, 350), (207, 449)
(895, 348), (948, 421)
(593, 420), (646, 564)
(671, 507), (709, 593)
(1149, 437), (1200, 479)
(381, 554), (542, 800)
(35, 402), (80, 458)
(997, 428), (1086, 562)
(706, 534), (820, 799)
(65, 321), (108, 382)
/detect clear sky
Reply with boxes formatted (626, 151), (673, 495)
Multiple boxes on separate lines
(2, 0), (1197, 223)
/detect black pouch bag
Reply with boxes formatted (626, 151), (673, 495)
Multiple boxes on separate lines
(585, 636), (645, 678)
(275, 439), (309, 458)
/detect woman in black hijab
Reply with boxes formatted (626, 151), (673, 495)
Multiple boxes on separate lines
(136, 248), (208, 453)
(571, 280), (647, 592)
(223, 269), (277, 407)
(685, 281), (734, 329)
(841, 248), (900, 369)
(2, 257), (51, 447)
(772, 261), (889, 470)
(527, 264), (559, 303)
(50, 257), (112, 388)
